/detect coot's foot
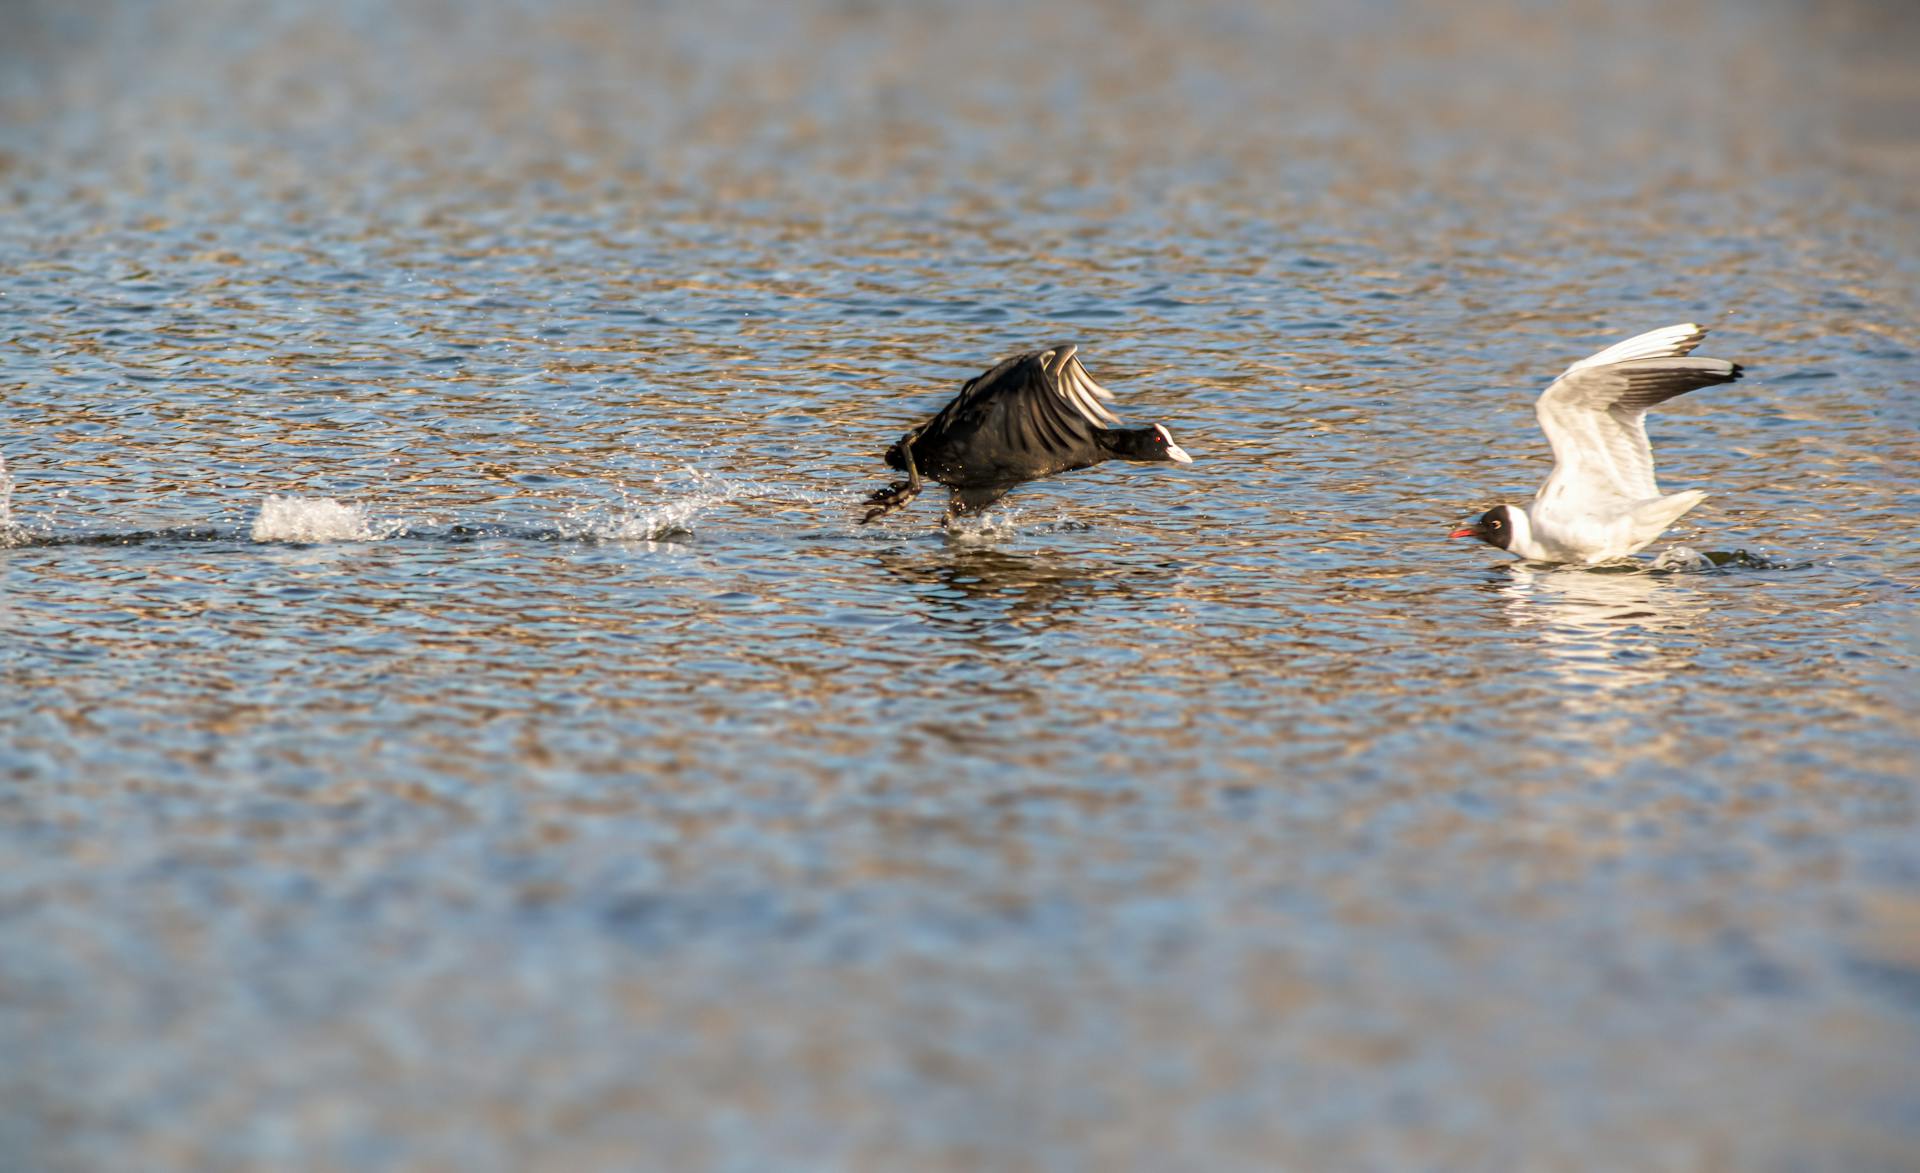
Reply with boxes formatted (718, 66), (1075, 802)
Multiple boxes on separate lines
(861, 480), (921, 524)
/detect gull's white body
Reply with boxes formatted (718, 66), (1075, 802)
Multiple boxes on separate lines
(1491, 323), (1740, 564)
(1497, 488), (1709, 565)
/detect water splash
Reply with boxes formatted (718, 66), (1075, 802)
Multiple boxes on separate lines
(1649, 546), (1799, 573)
(251, 495), (403, 543)
(1649, 546), (1716, 573)
(0, 451), (14, 543)
(925, 508), (1102, 545)
(940, 508), (1035, 545)
(567, 468), (828, 542)
(590, 498), (702, 542)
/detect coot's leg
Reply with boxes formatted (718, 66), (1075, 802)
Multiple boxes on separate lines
(860, 446), (924, 524)
(861, 480), (920, 523)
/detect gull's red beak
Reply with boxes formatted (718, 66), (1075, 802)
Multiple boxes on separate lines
(1448, 526), (1479, 539)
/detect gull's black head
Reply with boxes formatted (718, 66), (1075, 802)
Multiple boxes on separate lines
(1449, 504), (1516, 550)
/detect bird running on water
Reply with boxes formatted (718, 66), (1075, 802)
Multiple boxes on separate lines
(1450, 322), (1745, 564)
(862, 344), (1192, 527)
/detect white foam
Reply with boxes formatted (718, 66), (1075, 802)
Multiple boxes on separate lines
(0, 451), (14, 539)
(251, 495), (400, 543)
(1649, 545), (1715, 573)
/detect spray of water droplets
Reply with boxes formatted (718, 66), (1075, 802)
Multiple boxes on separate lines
(0, 452), (15, 543)
(251, 495), (406, 543)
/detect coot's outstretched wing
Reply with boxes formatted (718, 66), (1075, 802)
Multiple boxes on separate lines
(1532, 323), (1742, 507)
(921, 344), (1124, 465)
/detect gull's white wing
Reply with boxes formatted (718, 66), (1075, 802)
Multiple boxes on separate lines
(1562, 321), (1708, 373)
(1532, 324), (1742, 507)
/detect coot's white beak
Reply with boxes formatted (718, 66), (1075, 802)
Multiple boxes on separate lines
(1156, 424), (1193, 463)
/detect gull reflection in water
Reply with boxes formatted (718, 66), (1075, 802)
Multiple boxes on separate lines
(1497, 564), (1712, 703)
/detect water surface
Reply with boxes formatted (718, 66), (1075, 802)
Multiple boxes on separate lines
(2, 0), (1918, 1168)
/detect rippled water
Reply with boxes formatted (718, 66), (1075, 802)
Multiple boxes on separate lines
(3, 0), (1918, 1168)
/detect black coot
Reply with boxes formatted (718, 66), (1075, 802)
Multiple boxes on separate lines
(861, 344), (1193, 525)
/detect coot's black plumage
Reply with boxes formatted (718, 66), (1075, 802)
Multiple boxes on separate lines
(861, 344), (1192, 524)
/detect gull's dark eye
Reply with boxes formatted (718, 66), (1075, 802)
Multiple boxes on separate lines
(1488, 518), (1503, 530)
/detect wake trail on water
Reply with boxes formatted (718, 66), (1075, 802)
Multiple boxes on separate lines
(0, 463), (852, 549)
(1642, 547), (1800, 573)
(251, 469), (807, 545)
(552, 468), (821, 542)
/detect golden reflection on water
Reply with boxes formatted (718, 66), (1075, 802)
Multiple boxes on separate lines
(1, 0), (1918, 1169)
